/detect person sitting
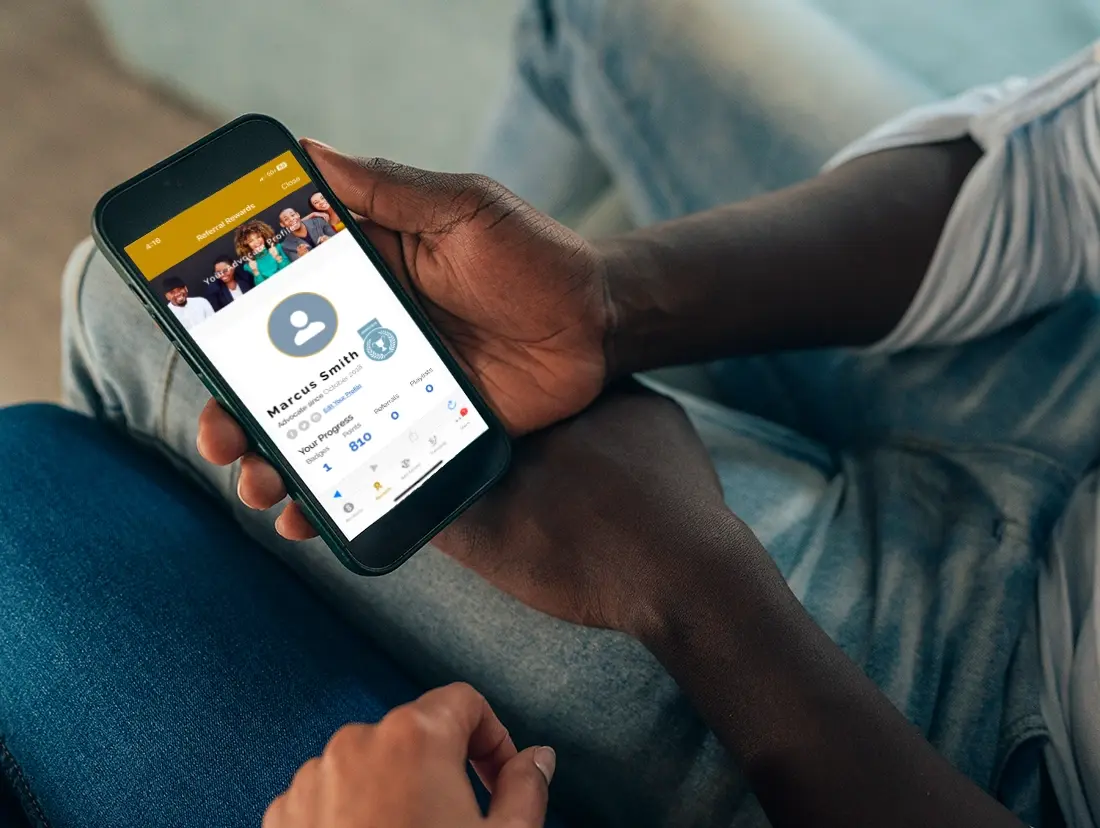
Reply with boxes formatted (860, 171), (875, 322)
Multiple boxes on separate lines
(161, 276), (213, 330)
(22, 2), (1100, 826)
(205, 255), (254, 311)
(234, 220), (288, 284)
(277, 207), (336, 262)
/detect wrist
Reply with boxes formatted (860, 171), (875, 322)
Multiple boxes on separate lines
(622, 507), (773, 647)
(595, 235), (661, 381)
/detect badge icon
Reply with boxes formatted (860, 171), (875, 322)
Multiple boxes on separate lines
(358, 318), (398, 361)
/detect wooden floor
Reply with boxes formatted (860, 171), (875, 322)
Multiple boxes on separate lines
(0, 0), (213, 404)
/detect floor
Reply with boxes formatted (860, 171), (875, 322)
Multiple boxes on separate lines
(0, 0), (214, 405)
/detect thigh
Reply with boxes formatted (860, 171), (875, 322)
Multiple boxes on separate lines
(505, 0), (931, 223)
(710, 296), (1100, 476)
(0, 406), (420, 828)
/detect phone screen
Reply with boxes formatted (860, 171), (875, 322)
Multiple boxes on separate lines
(123, 150), (489, 540)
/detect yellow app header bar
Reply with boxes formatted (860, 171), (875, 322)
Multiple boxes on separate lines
(125, 151), (311, 280)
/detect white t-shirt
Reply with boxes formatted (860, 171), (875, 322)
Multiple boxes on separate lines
(227, 284), (243, 301)
(166, 295), (215, 330)
(829, 41), (1100, 828)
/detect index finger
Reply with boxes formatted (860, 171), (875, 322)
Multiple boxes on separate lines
(196, 397), (248, 466)
(412, 682), (518, 791)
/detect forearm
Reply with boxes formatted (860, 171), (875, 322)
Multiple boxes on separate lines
(601, 139), (982, 377)
(633, 513), (1025, 828)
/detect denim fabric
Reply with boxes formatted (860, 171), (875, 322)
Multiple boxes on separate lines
(56, 2), (1100, 826)
(477, 0), (932, 225)
(0, 405), (424, 828)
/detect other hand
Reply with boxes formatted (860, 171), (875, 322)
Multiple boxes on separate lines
(263, 683), (553, 828)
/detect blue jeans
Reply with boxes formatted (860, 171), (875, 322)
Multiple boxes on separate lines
(0, 405), (421, 827)
(0, 406), (572, 828)
(52, 2), (1100, 826)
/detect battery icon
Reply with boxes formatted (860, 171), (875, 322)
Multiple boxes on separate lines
(275, 161), (288, 171)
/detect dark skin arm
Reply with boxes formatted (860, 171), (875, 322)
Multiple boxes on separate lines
(434, 385), (1025, 828)
(640, 522), (1023, 828)
(602, 137), (984, 375)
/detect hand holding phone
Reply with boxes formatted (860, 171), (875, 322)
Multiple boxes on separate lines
(200, 139), (614, 542)
(292, 140), (611, 435)
(94, 116), (610, 573)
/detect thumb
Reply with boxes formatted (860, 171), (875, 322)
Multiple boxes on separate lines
(488, 746), (554, 827)
(300, 138), (463, 233)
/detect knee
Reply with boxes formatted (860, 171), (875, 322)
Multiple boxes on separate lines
(0, 404), (107, 566)
(0, 404), (87, 461)
(60, 237), (146, 368)
(517, 0), (739, 118)
(539, 0), (715, 53)
(59, 237), (175, 422)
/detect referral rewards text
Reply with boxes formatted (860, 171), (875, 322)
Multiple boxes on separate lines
(196, 203), (258, 242)
(266, 351), (360, 418)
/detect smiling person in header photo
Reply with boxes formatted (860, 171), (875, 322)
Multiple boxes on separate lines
(306, 191), (344, 232)
(161, 276), (214, 331)
(277, 207), (336, 262)
(206, 255), (255, 311)
(234, 220), (288, 284)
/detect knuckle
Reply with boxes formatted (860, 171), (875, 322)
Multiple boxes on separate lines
(323, 722), (370, 762)
(288, 756), (320, 790)
(358, 155), (398, 176)
(442, 681), (483, 707)
(378, 705), (433, 747)
(433, 682), (486, 739)
(461, 172), (497, 194)
(262, 793), (286, 828)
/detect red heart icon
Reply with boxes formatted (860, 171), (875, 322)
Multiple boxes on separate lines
(460, 407), (468, 417)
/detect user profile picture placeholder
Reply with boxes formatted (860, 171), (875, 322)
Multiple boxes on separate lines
(268, 292), (338, 357)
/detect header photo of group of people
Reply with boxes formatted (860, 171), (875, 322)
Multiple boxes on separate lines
(151, 187), (347, 330)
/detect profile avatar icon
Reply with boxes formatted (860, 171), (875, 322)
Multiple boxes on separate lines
(290, 309), (327, 346)
(268, 292), (338, 357)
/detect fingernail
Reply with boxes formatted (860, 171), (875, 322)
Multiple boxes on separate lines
(533, 746), (556, 784)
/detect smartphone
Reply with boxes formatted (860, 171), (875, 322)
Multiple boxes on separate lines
(93, 114), (511, 575)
